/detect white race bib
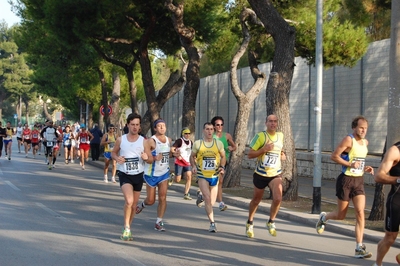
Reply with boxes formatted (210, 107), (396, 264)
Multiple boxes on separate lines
(124, 157), (140, 175)
(262, 152), (279, 168)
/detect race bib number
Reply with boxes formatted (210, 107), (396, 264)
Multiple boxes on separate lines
(47, 141), (53, 147)
(262, 152), (279, 168)
(64, 139), (70, 145)
(124, 157), (140, 175)
(24, 135), (30, 139)
(108, 142), (115, 149)
(202, 156), (216, 170)
(81, 137), (86, 143)
(32, 134), (38, 138)
(350, 158), (365, 175)
(160, 152), (169, 166)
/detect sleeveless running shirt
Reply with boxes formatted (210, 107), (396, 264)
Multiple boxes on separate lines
(213, 132), (230, 160)
(250, 131), (284, 177)
(144, 135), (170, 177)
(117, 134), (145, 175)
(104, 133), (116, 152)
(341, 134), (368, 176)
(194, 139), (223, 178)
(175, 138), (192, 166)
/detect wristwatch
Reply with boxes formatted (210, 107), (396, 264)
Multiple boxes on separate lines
(396, 178), (400, 184)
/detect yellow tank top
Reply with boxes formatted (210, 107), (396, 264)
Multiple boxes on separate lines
(250, 131), (284, 177)
(342, 136), (368, 176)
(195, 139), (221, 178)
(104, 133), (116, 152)
(5, 128), (13, 140)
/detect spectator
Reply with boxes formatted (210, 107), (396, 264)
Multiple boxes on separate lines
(90, 123), (103, 161)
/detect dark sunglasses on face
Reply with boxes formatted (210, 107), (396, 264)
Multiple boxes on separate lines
(215, 124), (224, 126)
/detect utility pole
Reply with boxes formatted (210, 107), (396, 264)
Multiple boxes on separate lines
(312, 0), (323, 214)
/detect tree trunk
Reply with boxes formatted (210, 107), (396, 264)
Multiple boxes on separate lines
(224, 8), (266, 188)
(110, 70), (121, 134)
(248, 0), (298, 200)
(43, 101), (52, 121)
(98, 68), (109, 129)
(165, 0), (199, 136)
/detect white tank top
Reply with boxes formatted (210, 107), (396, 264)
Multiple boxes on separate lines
(117, 134), (145, 175)
(144, 135), (170, 177)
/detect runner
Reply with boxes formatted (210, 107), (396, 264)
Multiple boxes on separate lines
(0, 122), (5, 158)
(4, 121), (13, 160)
(22, 123), (32, 157)
(62, 125), (73, 164)
(78, 123), (93, 170)
(111, 113), (153, 241)
(190, 122), (226, 232)
(16, 122), (23, 153)
(170, 127), (193, 200)
(135, 119), (173, 231)
(31, 124), (40, 158)
(101, 124), (118, 183)
(40, 120), (61, 170)
(211, 116), (237, 211)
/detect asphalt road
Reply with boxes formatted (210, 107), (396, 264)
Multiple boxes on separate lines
(0, 140), (399, 266)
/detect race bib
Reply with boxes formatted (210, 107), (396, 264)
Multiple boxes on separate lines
(262, 152), (279, 168)
(64, 139), (70, 145)
(24, 135), (30, 139)
(81, 137), (86, 143)
(350, 158), (365, 175)
(202, 156), (216, 170)
(108, 142), (115, 149)
(124, 157), (140, 175)
(47, 141), (53, 147)
(159, 152), (169, 166)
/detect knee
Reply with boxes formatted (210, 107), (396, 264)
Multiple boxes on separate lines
(175, 175), (182, 182)
(272, 196), (282, 205)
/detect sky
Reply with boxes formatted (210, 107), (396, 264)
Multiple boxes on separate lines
(0, 0), (21, 26)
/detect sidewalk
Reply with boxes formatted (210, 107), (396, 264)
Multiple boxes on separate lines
(87, 159), (399, 248)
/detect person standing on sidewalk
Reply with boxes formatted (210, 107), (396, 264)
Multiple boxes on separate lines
(372, 141), (400, 266)
(316, 115), (374, 258)
(101, 124), (117, 183)
(190, 122), (226, 233)
(169, 127), (193, 200)
(112, 113), (152, 241)
(246, 114), (286, 238)
(90, 123), (103, 161)
(135, 119), (173, 232)
(211, 116), (236, 211)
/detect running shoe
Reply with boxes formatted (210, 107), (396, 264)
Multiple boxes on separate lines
(316, 212), (327, 234)
(246, 223), (254, 238)
(82, 165), (85, 170)
(120, 228), (133, 241)
(154, 221), (165, 231)
(135, 202), (144, 214)
(8, 156), (11, 161)
(104, 175), (108, 183)
(65, 159), (68, 164)
(209, 222), (217, 233)
(111, 177), (116, 183)
(183, 193), (192, 200)
(355, 244), (372, 258)
(196, 190), (204, 207)
(52, 164), (55, 168)
(267, 222), (277, 237)
(168, 173), (175, 186)
(48, 165), (52, 170)
(219, 202), (228, 211)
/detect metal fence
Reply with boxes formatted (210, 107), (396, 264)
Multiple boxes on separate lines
(140, 39), (390, 154)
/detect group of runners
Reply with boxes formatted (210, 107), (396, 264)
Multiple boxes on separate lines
(2, 113), (400, 265)
(0, 120), (94, 170)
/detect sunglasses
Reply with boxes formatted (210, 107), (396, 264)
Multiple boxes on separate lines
(215, 124), (224, 126)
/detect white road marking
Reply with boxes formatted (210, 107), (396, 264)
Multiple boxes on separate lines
(5, 181), (21, 191)
(36, 202), (69, 222)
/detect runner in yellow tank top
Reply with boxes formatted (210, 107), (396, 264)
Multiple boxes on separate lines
(246, 114), (286, 238)
(190, 122), (226, 233)
(316, 116), (375, 258)
(101, 124), (117, 183)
